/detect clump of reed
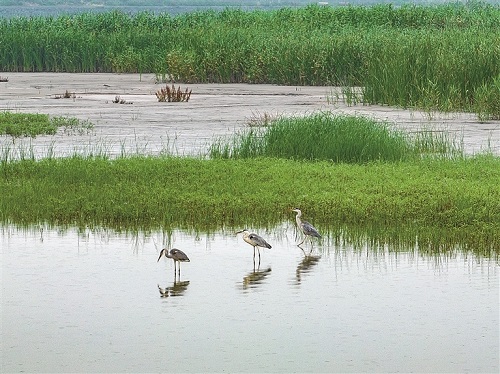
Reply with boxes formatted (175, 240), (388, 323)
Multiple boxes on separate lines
(156, 84), (192, 102)
(0, 112), (94, 138)
(473, 74), (500, 121)
(209, 112), (447, 162)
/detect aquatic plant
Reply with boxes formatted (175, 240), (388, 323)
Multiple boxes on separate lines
(209, 112), (461, 162)
(0, 155), (498, 252)
(473, 74), (500, 121)
(156, 83), (192, 102)
(1, 3), (499, 113)
(0, 112), (94, 138)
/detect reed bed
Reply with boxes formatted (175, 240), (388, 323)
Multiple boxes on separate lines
(1, 154), (499, 252)
(1, 3), (500, 114)
(209, 112), (462, 162)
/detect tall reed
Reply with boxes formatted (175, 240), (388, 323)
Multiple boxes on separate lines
(1, 2), (499, 114)
(209, 112), (460, 162)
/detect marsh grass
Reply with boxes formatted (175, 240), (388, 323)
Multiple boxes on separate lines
(473, 74), (500, 121)
(0, 112), (55, 138)
(1, 3), (500, 114)
(0, 112), (94, 138)
(411, 129), (463, 157)
(0, 154), (498, 252)
(209, 112), (460, 162)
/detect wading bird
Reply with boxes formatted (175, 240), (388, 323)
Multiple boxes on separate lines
(157, 248), (190, 276)
(292, 208), (321, 246)
(236, 229), (272, 261)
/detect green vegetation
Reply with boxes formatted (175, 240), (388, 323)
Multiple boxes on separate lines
(1, 2), (500, 115)
(209, 112), (462, 162)
(0, 110), (497, 253)
(0, 112), (94, 137)
(1, 2), (499, 253)
(1, 154), (498, 253)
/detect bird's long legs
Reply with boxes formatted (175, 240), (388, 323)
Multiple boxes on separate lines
(252, 246), (261, 261)
(252, 255), (261, 271)
(252, 246), (261, 269)
(173, 261), (181, 278)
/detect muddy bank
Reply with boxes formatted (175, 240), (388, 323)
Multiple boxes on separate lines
(1, 72), (498, 157)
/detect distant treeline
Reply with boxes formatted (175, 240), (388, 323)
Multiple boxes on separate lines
(1, 2), (500, 116)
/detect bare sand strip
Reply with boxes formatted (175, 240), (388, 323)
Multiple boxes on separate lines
(1, 72), (498, 157)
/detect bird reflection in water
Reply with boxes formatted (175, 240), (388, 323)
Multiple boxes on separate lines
(158, 279), (190, 297)
(157, 247), (191, 297)
(295, 250), (321, 285)
(241, 262), (272, 291)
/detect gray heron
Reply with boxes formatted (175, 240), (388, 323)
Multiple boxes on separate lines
(236, 229), (272, 261)
(157, 248), (190, 275)
(292, 208), (321, 246)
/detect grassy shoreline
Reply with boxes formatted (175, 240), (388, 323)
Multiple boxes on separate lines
(1, 155), (498, 251)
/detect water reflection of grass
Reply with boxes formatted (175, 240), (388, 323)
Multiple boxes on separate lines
(1, 154), (498, 253)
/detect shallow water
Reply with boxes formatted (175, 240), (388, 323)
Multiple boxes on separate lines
(2, 225), (498, 373)
(1, 73), (499, 159)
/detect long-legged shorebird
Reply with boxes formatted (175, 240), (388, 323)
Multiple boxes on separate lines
(291, 208), (321, 246)
(236, 229), (272, 261)
(157, 248), (190, 276)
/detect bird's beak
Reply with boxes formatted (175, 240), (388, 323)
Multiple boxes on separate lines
(157, 249), (165, 262)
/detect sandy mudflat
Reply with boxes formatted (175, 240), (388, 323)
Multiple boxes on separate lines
(0, 72), (498, 157)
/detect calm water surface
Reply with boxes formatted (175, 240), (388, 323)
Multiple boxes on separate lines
(1, 225), (498, 373)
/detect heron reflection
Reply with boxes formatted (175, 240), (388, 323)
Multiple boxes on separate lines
(158, 280), (190, 297)
(295, 252), (321, 284)
(242, 264), (272, 291)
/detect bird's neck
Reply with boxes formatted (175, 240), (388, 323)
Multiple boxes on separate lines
(295, 215), (302, 226)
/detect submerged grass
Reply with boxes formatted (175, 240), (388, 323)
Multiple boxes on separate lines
(209, 112), (462, 162)
(1, 154), (498, 252)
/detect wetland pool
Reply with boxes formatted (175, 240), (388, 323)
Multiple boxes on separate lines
(1, 73), (499, 158)
(1, 225), (498, 373)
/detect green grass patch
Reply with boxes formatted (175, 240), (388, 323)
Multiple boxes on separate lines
(1, 154), (498, 253)
(209, 113), (462, 162)
(0, 112), (94, 138)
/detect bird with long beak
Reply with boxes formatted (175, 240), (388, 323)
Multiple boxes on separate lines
(157, 248), (190, 276)
(291, 208), (321, 246)
(236, 229), (272, 261)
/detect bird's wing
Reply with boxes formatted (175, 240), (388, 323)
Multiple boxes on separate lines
(171, 248), (190, 261)
(302, 221), (321, 237)
(249, 233), (272, 249)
